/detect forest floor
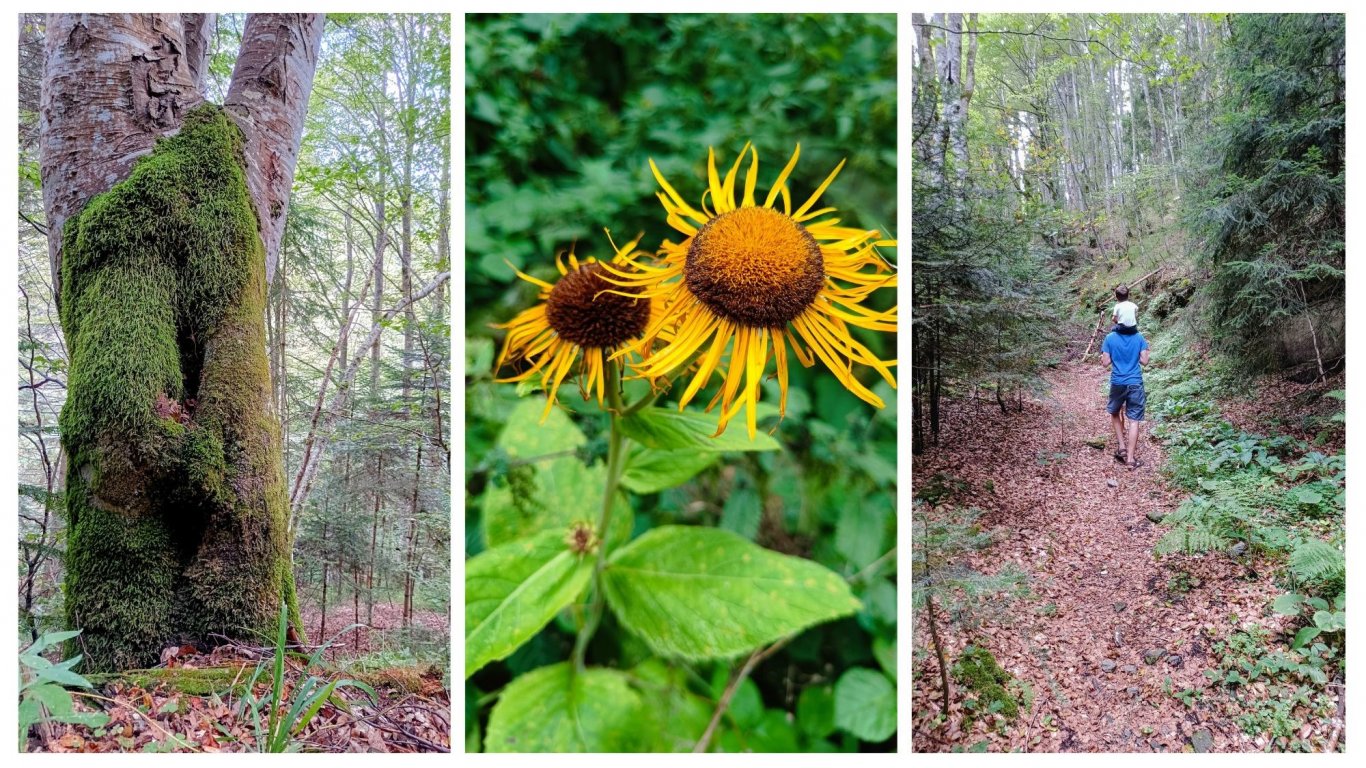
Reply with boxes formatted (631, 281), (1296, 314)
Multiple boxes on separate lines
(912, 362), (1317, 753)
(27, 601), (450, 754)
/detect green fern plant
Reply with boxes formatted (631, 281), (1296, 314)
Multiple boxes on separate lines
(1288, 538), (1345, 587)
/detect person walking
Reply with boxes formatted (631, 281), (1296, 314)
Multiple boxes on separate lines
(1100, 325), (1151, 469)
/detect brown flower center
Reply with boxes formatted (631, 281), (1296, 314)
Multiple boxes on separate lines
(684, 206), (824, 327)
(545, 261), (650, 348)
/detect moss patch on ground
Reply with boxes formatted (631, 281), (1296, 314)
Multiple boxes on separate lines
(87, 664), (257, 697)
(953, 645), (1031, 724)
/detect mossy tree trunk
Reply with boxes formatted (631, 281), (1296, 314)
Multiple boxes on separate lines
(39, 13), (324, 672)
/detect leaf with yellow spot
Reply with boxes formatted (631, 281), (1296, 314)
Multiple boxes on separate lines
(602, 525), (860, 659)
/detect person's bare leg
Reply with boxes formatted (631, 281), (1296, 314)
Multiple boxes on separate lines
(1126, 418), (1141, 466)
(1112, 411), (1126, 454)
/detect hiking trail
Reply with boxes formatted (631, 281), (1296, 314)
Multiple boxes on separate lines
(913, 361), (1285, 753)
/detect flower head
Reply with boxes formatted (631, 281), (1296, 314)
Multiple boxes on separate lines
(493, 235), (651, 419)
(604, 143), (897, 437)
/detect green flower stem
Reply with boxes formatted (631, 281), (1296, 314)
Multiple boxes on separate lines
(573, 360), (628, 673)
(621, 346), (705, 417)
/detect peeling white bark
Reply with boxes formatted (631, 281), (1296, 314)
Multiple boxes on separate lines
(39, 13), (208, 303)
(224, 13), (326, 284)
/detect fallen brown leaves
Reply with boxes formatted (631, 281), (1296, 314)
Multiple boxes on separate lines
(25, 606), (450, 754)
(911, 363), (1294, 753)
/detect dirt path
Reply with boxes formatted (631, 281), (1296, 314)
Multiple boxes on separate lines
(913, 362), (1281, 752)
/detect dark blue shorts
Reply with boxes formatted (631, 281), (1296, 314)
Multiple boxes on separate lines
(1107, 382), (1146, 421)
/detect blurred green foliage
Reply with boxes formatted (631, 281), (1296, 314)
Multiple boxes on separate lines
(465, 13), (898, 753)
(465, 12), (896, 323)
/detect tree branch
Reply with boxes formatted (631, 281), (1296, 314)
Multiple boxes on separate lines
(912, 19), (1157, 74)
(692, 636), (794, 753)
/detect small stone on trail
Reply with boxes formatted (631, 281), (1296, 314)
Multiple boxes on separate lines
(1147, 510), (1166, 523)
(1191, 728), (1213, 753)
(1127, 686), (1140, 698)
(1114, 601), (1127, 612)
(1227, 541), (1248, 558)
(1143, 648), (1166, 665)
(1100, 659), (1117, 673)
(1121, 664), (1137, 674)
(1167, 654), (1184, 668)
(1107, 479), (1119, 488)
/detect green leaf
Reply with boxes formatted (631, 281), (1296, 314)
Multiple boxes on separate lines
(796, 684), (836, 739)
(33, 664), (95, 689)
(834, 668), (896, 742)
(743, 709), (801, 752)
(1293, 487), (1323, 505)
(465, 337), (495, 376)
(602, 526), (860, 659)
(465, 532), (594, 678)
(630, 660), (716, 752)
(25, 682), (75, 716)
(620, 445), (719, 494)
(835, 499), (890, 568)
(725, 678), (764, 728)
(18, 696), (41, 733)
(1288, 538), (1345, 585)
(496, 397), (587, 458)
(620, 407), (781, 452)
(859, 579), (897, 628)
(1271, 593), (1304, 615)
(719, 484), (761, 540)
(1292, 626), (1322, 649)
(872, 636), (897, 682)
(26, 629), (81, 655)
(485, 663), (642, 752)
(481, 397), (633, 547)
(1313, 610), (1345, 632)
(482, 456), (631, 548)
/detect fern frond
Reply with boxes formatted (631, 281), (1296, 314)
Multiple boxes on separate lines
(1288, 538), (1345, 585)
(1155, 525), (1231, 555)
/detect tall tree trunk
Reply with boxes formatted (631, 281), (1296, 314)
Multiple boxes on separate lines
(368, 454), (382, 625)
(42, 13), (322, 671)
(404, 441), (423, 626)
(319, 517), (329, 641)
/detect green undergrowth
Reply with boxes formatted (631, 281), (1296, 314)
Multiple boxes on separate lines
(1202, 622), (1340, 752)
(1144, 319), (1344, 752)
(58, 104), (299, 671)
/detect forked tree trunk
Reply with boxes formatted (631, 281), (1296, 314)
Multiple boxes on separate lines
(40, 12), (323, 671)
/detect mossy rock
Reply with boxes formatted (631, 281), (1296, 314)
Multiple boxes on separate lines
(952, 645), (1030, 723)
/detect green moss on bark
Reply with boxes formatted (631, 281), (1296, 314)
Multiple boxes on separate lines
(59, 105), (299, 671)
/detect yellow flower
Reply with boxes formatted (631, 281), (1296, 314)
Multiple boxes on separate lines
(493, 236), (652, 420)
(604, 143), (896, 438)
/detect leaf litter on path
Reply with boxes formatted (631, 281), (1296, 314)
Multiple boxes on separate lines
(913, 363), (1285, 753)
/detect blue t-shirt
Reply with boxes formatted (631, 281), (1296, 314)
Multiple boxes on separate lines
(1102, 331), (1148, 385)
